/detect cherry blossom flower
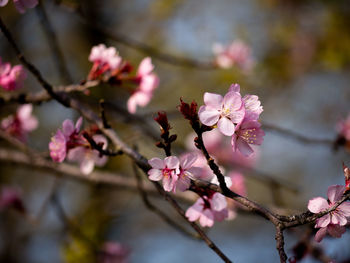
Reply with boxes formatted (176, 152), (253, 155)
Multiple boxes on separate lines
(88, 44), (122, 80)
(229, 83), (263, 121)
(148, 156), (180, 192)
(213, 40), (254, 71)
(98, 241), (130, 263)
(185, 192), (228, 227)
(1, 104), (38, 141)
(148, 153), (200, 192)
(0, 58), (26, 91)
(67, 134), (109, 175)
(343, 163), (350, 190)
(0, 0), (38, 13)
(308, 185), (350, 242)
(49, 117), (83, 163)
(198, 90), (245, 136)
(231, 119), (265, 156)
(127, 57), (159, 114)
(0, 186), (25, 213)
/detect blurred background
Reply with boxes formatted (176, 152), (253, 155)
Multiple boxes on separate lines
(0, 0), (350, 262)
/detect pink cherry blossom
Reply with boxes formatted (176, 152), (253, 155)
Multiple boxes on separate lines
(177, 153), (201, 191)
(98, 241), (129, 263)
(0, 186), (25, 213)
(88, 44), (122, 80)
(0, 0), (38, 13)
(127, 57), (159, 114)
(185, 192), (228, 227)
(148, 156), (180, 192)
(308, 185), (350, 242)
(229, 84), (263, 121)
(1, 104), (38, 141)
(231, 119), (265, 156)
(0, 58), (26, 91)
(213, 40), (254, 71)
(67, 134), (108, 175)
(49, 117), (83, 163)
(198, 91), (245, 136)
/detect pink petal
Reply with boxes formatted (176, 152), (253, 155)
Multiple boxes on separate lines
(316, 214), (331, 228)
(331, 213), (347, 226)
(217, 117), (235, 136)
(75, 117), (83, 131)
(338, 202), (350, 217)
(228, 83), (240, 93)
(185, 198), (203, 222)
(180, 153), (197, 170)
(198, 106), (220, 126)
(80, 157), (95, 175)
(176, 176), (191, 192)
(148, 169), (163, 181)
(314, 227), (327, 242)
(148, 158), (165, 169)
(62, 119), (75, 137)
(327, 225), (346, 238)
(308, 197), (329, 213)
(163, 176), (173, 192)
(210, 193), (227, 211)
(203, 92), (223, 110)
(0, 0), (9, 7)
(213, 208), (228, 222)
(185, 167), (203, 179)
(327, 185), (345, 204)
(67, 146), (86, 162)
(223, 91), (243, 111)
(137, 57), (154, 76)
(17, 104), (32, 120)
(164, 156), (180, 170)
(199, 209), (214, 227)
(229, 105), (245, 124)
(236, 138), (253, 156)
(140, 74), (159, 92)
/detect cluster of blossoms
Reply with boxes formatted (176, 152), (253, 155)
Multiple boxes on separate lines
(198, 83), (264, 156)
(0, 57), (26, 91)
(212, 40), (254, 72)
(1, 104), (38, 142)
(49, 117), (108, 175)
(336, 113), (350, 151)
(88, 44), (159, 114)
(0, 0), (37, 13)
(308, 165), (350, 242)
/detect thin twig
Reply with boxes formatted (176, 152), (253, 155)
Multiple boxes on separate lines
(132, 163), (200, 240)
(35, 0), (73, 83)
(275, 226), (288, 263)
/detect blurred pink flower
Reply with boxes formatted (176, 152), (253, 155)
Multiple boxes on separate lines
(0, 186), (25, 213)
(308, 185), (350, 242)
(185, 192), (228, 227)
(127, 57), (159, 114)
(229, 83), (263, 121)
(99, 241), (129, 263)
(337, 114), (350, 141)
(0, 58), (26, 91)
(198, 91), (245, 136)
(1, 104), (38, 141)
(231, 119), (265, 156)
(49, 117), (83, 163)
(0, 0), (38, 13)
(213, 40), (254, 71)
(67, 134), (108, 175)
(88, 44), (122, 80)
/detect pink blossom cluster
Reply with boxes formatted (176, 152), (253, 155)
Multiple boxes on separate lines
(198, 83), (264, 156)
(148, 153), (200, 193)
(0, 57), (26, 91)
(213, 40), (254, 71)
(1, 104), (38, 141)
(88, 44), (159, 114)
(49, 117), (108, 175)
(308, 184), (350, 242)
(0, 0), (38, 13)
